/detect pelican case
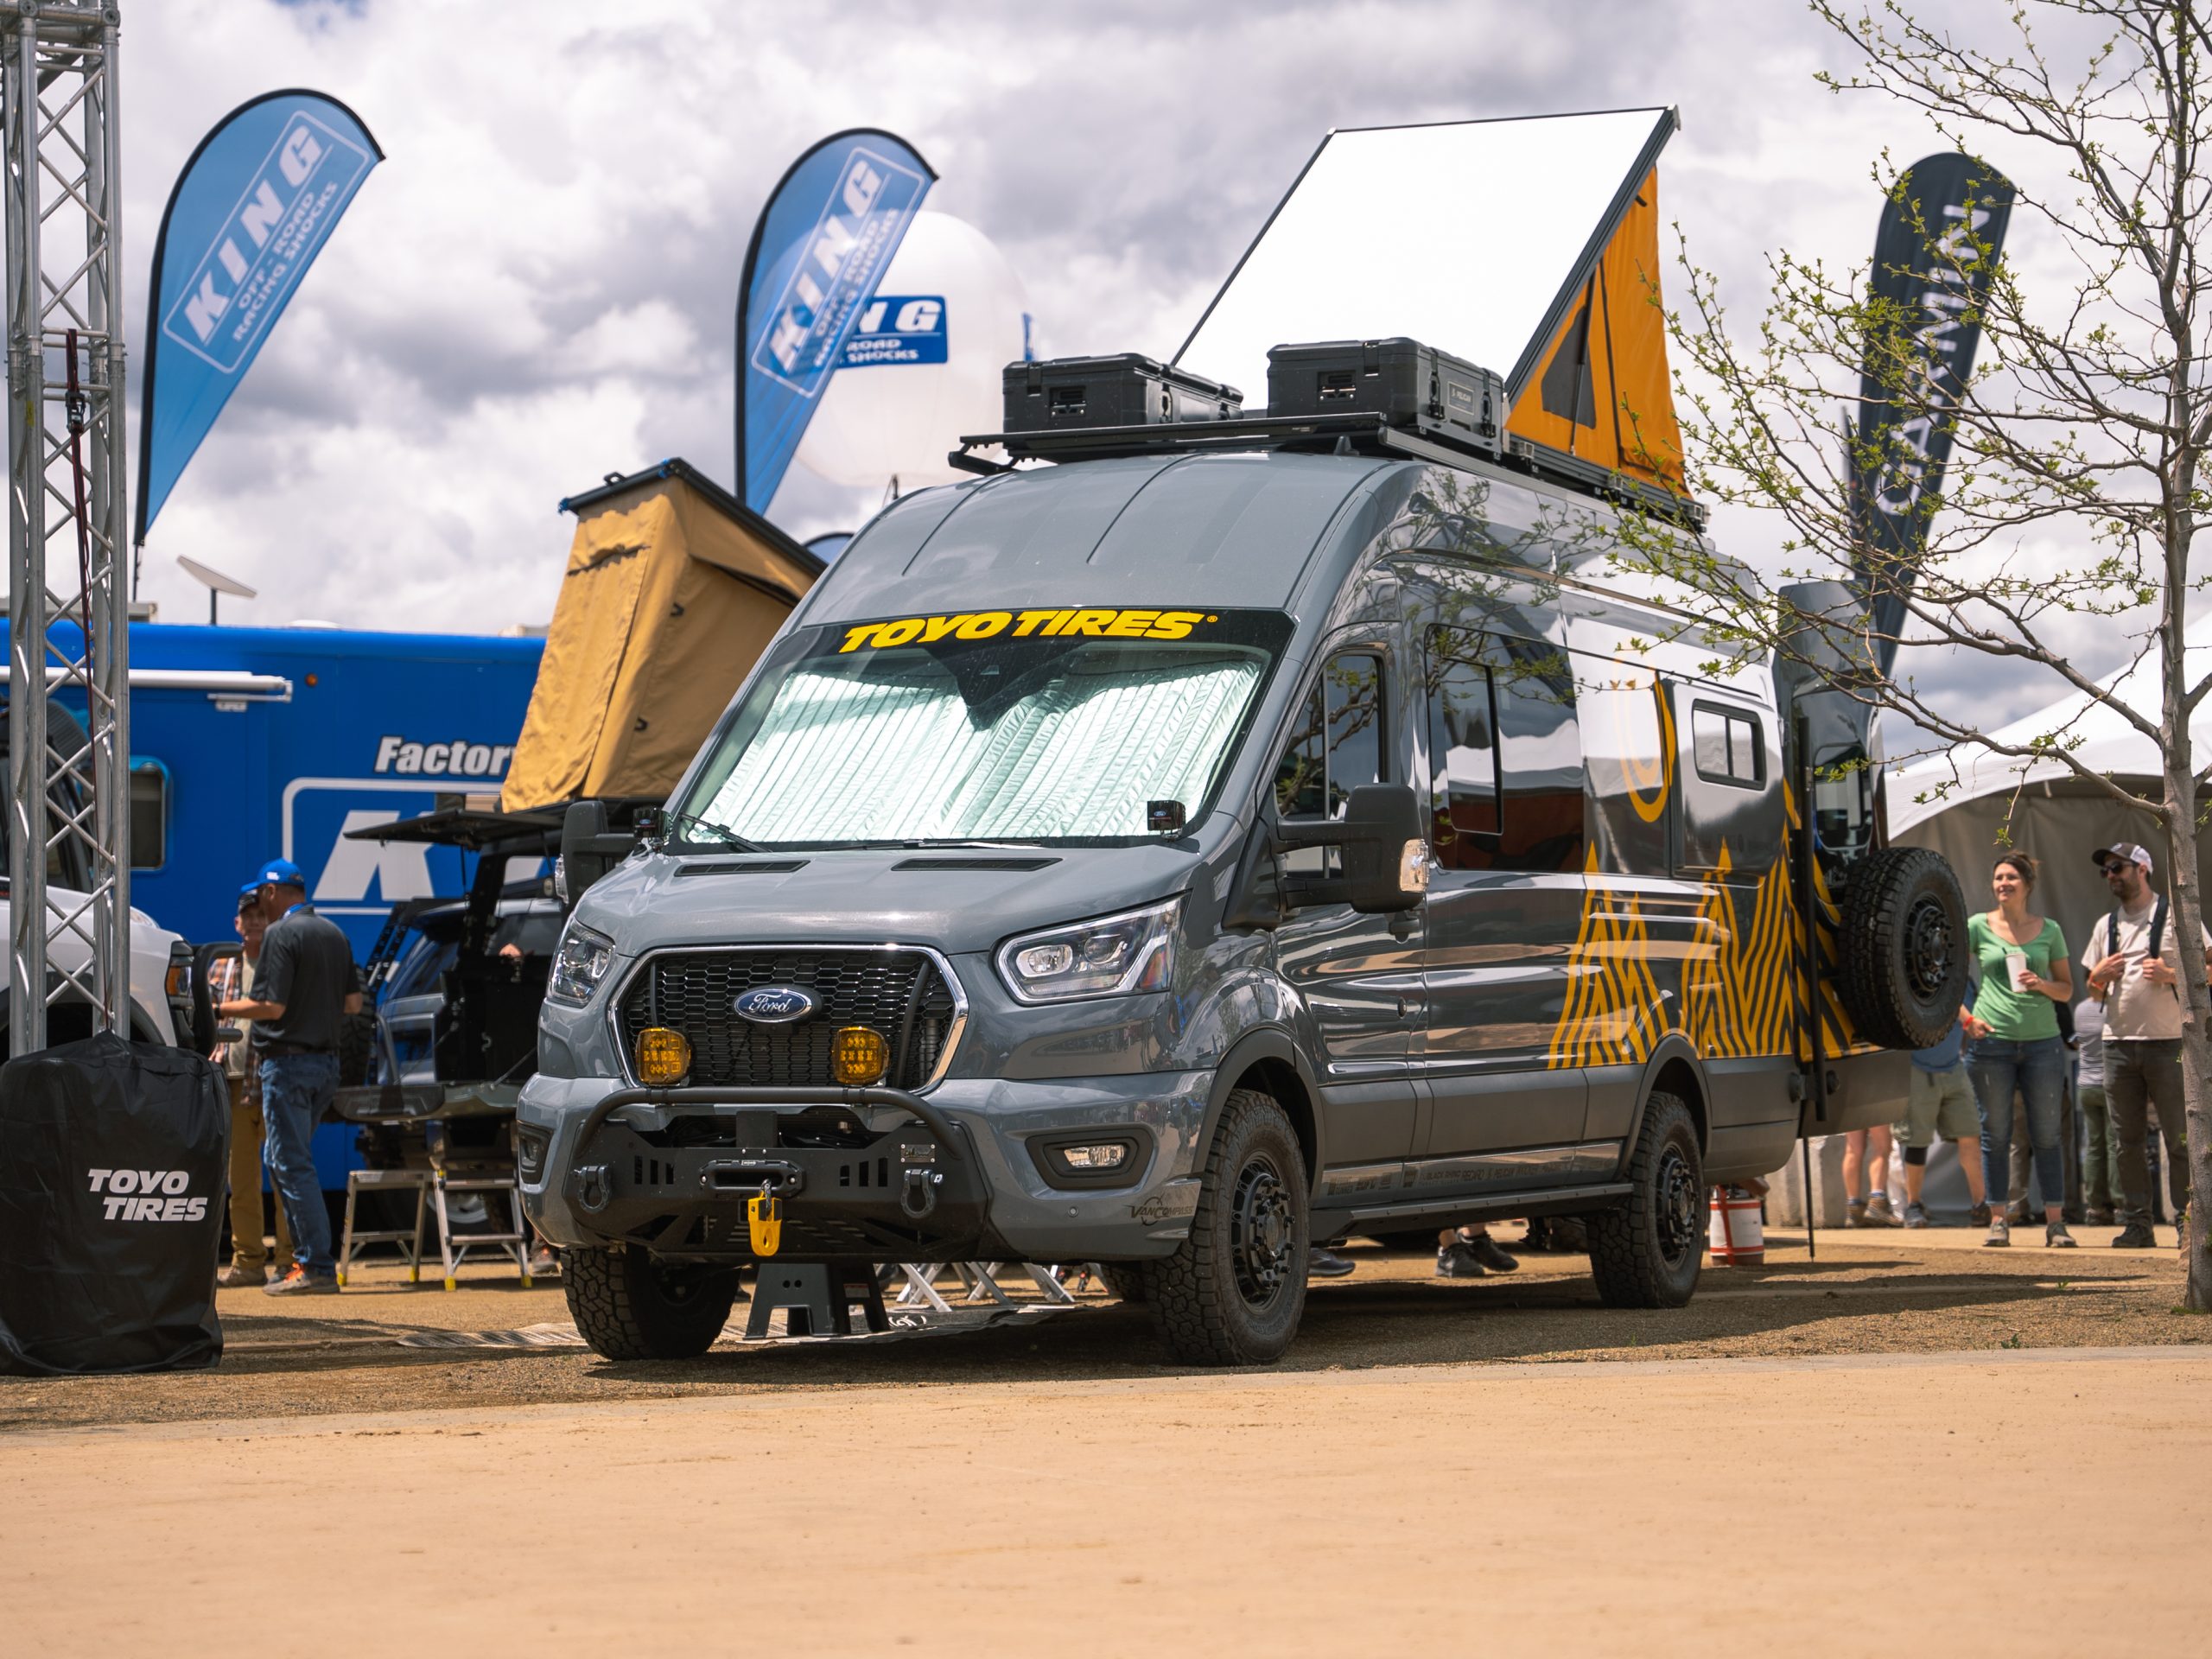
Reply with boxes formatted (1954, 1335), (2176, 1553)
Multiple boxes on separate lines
(1266, 337), (1503, 457)
(0, 1033), (227, 1375)
(1003, 354), (1243, 434)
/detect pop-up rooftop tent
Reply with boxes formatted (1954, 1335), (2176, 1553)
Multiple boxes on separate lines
(1887, 615), (2212, 943)
(1175, 106), (1688, 497)
(499, 459), (823, 813)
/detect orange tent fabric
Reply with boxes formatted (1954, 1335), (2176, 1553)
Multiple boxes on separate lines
(1505, 169), (1686, 494)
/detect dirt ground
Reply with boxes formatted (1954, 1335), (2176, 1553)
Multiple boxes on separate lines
(4, 1226), (2206, 1655)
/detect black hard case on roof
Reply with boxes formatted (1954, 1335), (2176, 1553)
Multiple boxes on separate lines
(1266, 337), (1504, 458)
(1003, 353), (1243, 434)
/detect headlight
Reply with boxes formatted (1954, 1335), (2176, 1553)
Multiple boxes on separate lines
(546, 920), (615, 1007)
(996, 898), (1180, 1004)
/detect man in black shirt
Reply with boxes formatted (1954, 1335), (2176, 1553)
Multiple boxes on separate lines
(217, 858), (362, 1294)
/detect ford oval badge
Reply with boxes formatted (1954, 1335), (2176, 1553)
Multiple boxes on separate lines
(732, 985), (817, 1025)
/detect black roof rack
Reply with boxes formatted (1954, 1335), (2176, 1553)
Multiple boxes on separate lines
(949, 412), (1707, 533)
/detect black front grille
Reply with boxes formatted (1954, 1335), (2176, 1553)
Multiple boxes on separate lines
(618, 949), (958, 1090)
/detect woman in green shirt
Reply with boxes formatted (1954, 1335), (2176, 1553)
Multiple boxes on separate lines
(1959, 853), (2074, 1247)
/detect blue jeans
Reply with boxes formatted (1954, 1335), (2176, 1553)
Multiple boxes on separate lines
(259, 1052), (337, 1275)
(1969, 1036), (2067, 1213)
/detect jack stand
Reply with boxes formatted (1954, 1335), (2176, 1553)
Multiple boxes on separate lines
(744, 1262), (891, 1338)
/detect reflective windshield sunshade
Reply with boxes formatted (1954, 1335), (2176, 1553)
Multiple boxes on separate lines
(679, 609), (1292, 846)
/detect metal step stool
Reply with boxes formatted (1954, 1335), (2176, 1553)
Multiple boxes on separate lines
(337, 1167), (430, 1287)
(429, 1156), (532, 1291)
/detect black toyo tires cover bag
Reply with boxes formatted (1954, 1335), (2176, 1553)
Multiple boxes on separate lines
(0, 1032), (229, 1376)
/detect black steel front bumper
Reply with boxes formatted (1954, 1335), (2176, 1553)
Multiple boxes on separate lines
(536, 1084), (1014, 1264)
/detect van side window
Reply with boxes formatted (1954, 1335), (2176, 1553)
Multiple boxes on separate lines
(1691, 704), (1763, 788)
(1274, 650), (1385, 874)
(1427, 658), (1500, 842)
(1428, 628), (1584, 874)
(1274, 651), (1384, 820)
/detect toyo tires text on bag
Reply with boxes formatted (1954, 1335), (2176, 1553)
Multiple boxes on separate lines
(1139, 1089), (1308, 1366)
(1836, 846), (1968, 1050)
(563, 1246), (740, 1361)
(1586, 1090), (1704, 1309)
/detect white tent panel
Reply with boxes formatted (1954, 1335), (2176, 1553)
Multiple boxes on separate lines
(1174, 108), (1674, 406)
(1886, 613), (2212, 836)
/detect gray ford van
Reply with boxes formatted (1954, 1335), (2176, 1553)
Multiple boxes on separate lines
(518, 353), (1964, 1365)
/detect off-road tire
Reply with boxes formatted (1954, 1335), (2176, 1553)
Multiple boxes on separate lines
(1836, 846), (1967, 1050)
(1095, 1263), (1149, 1303)
(1586, 1091), (1704, 1308)
(1140, 1090), (1308, 1365)
(563, 1246), (739, 1361)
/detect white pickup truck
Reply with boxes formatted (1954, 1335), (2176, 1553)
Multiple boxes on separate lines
(0, 887), (199, 1058)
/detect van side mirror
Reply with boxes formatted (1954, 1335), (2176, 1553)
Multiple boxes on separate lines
(559, 800), (636, 909)
(1276, 783), (1428, 914)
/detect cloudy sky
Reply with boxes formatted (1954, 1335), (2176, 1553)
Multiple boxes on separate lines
(115, 0), (2139, 741)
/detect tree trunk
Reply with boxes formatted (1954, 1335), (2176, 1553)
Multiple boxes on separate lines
(2164, 757), (2212, 1311)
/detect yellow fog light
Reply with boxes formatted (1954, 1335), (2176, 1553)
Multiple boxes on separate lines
(830, 1025), (889, 1086)
(636, 1026), (692, 1084)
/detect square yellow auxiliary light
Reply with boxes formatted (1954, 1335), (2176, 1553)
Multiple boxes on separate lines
(636, 1026), (692, 1084)
(831, 1025), (889, 1086)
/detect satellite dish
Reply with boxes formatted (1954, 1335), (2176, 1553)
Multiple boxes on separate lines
(792, 212), (1033, 494)
(176, 555), (257, 625)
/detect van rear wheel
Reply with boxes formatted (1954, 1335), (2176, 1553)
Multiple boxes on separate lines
(563, 1246), (739, 1360)
(1586, 1091), (1703, 1308)
(1141, 1089), (1308, 1365)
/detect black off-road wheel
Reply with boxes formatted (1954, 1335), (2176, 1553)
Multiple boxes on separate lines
(1095, 1263), (1149, 1304)
(563, 1246), (739, 1361)
(1140, 1090), (1308, 1365)
(1837, 846), (1967, 1050)
(1586, 1091), (1705, 1309)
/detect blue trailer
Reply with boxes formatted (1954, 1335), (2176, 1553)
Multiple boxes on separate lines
(8, 617), (544, 1186)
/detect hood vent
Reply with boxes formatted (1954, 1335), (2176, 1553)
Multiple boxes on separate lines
(892, 855), (1058, 872)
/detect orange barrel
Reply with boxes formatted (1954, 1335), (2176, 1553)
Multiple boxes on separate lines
(1707, 1186), (1765, 1265)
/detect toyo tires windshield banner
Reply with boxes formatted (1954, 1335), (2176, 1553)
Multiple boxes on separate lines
(136, 90), (383, 543)
(735, 129), (935, 514)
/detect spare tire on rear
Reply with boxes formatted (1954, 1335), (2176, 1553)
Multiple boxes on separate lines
(1835, 846), (1967, 1049)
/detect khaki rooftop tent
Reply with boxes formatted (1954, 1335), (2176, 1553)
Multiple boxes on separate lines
(1175, 106), (1688, 498)
(499, 459), (824, 813)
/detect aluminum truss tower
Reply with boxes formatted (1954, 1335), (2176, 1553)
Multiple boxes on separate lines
(3, 2), (128, 1053)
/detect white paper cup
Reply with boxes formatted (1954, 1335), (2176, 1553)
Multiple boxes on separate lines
(2006, 951), (2031, 990)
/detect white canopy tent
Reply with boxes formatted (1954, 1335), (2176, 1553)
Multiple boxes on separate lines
(1887, 613), (2212, 948)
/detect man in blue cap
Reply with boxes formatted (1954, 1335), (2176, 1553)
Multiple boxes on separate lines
(216, 857), (362, 1294)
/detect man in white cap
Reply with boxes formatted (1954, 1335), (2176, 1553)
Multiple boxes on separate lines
(2082, 842), (2211, 1249)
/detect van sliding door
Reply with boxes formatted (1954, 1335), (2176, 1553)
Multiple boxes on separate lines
(1415, 627), (1591, 1173)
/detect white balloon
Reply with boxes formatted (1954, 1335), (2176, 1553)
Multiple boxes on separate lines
(793, 212), (1033, 491)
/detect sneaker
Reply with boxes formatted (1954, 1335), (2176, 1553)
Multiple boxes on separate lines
(1865, 1194), (1901, 1227)
(1968, 1203), (1991, 1227)
(2113, 1224), (2157, 1249)
(1465, 1234), (1519, 1274)
(2085, 1205), (2115, 1227)
(263, 1267), (339, 1296)
(214, 1263), (267, 1289)
(2005, 1200), (2033, 1226)
(2045, 1222), (2077, 1249)
(1307, 1246), (1357, 1280)
(1435, 1243), (1487, 1279)
(1846, 1198), (1869, 1228)
(1984, 1218), (2011, 1248)
(527, 1247), (561, 1279)
(1903, 1202), (1930, 1229)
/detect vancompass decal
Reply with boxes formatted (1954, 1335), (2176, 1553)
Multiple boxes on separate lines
(836, 607), (1220, 653)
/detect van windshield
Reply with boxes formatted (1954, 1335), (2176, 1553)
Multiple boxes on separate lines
(674, 607), (1294, 847)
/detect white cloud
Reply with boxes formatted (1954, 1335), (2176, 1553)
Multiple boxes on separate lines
(114, 0), (2152, 742)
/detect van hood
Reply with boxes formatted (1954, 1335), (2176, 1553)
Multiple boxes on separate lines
(575, 842), (1217, 959)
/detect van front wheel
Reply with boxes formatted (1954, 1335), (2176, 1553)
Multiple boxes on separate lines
(1586, 1090), (1704, 1308)
(564, 1246), (739, 1360)
(1141, 1089), (1308, 1365)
